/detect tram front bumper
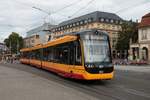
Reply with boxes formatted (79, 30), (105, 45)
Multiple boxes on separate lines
(82, 71), (114, 80)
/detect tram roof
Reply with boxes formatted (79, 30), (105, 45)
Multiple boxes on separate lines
(30, 44), (43, 51)
(20, 35), (77, 52)
(20, 44), (42, 52)
(20, 48), (31, 52)
(43, 35), (77, 48)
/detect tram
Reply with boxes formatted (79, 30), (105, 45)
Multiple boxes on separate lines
(20, 29), (114, 80)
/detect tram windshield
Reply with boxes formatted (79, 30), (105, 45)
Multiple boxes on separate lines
(82, 32), (111, 63)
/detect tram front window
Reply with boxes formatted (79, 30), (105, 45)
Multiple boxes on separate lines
(82, 33), (111, 64)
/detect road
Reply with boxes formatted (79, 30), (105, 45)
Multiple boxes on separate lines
(0, 63), (150, 100)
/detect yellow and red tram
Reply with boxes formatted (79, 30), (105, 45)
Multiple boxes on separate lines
(20, 29), (114, 80)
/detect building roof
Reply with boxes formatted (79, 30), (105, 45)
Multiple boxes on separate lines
(139, 12), (150, 28)
(27, 23), (56, 37)
(59, 11), (123, 26)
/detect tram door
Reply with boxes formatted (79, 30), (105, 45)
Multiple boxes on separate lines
(68, 41), (82, 74)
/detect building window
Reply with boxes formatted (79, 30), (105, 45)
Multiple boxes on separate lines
(112, 38), (117, 48)
(31, 40), (34, 43)
(84, 20), (88, 24)
(64, 26), (66, 29)
(100, 18), (104, 22)
(105, 19), (109, 22)
(120, 21), (122, 24)
(80, 21), (83, 25)
(36, 35), (39, 39)
(112, 33), (118, 38)
(108, 24), (111, 28)
(73, 23), (76, 27)
(70, 24), (72, 27)
(141, 29), (147, 40)
(110, 19), (114, 23)
(91, 24), (94, 27)
(58, 27), (61, 31)
(88, 18), (92, 23)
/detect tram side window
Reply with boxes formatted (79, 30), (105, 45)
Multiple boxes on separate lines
(21, 52), (25, 58)
(52, 46), (69, 64)
(30, 51), (35, 59)
(75, 42), (82, 65)
(51, 43), (72, 64)
(24, 52), (30, 59)
(43, 41), (81, 65)
(47, 47), (54, 62)
(35, 49), (41, 60)
(43, 48), (48, 61)
(43, 47), (55, 62)
(61, 47), (70, 64)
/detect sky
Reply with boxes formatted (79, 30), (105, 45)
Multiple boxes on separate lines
(0, 0), (150, 42)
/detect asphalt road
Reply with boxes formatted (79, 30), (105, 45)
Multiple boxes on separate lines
(0, 63), (150, 100)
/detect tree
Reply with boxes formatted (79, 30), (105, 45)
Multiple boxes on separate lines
(4, 32), (23, 54)
(116, 21), (138, 50)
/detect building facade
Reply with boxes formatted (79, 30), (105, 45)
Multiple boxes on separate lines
(50, 11), (123, 56)
(0, 43), (9, 61)
(130, 13), (150, 62)
(23, 23), (55, 48)
(23, 35), (40, 48)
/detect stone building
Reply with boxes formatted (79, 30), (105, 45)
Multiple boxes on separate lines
(130, 13), (150, 63)
(50, 11), (123, 57)
(23, 23), (55, 48)
(23, 35), (40, 48)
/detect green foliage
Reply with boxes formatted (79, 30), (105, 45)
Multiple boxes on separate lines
(116, 21), (138, 50)
(4, 32), (23, 54)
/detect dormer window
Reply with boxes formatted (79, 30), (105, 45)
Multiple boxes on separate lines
(76, 22), (79, 25)
(88, 18), (92, 22)
(119, 21), (123, 24)
(58, 27), (61, 31)
(63, 26), (66, 29)
(70, 24), (72, 27)
(101, 18), (104, 22)
(110, 19), (114, 23)
(106, 19), (109, 22)
(84, 20), (88, 24)
(80, 21), (83, 25)
(73, 23), (76, 26)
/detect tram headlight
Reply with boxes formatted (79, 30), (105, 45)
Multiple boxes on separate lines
(98, 65), (104, 68)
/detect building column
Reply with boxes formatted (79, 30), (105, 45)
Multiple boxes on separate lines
(139, 47), (143, 60)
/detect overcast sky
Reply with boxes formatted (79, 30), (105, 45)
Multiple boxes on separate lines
(0, 0), (150, 42)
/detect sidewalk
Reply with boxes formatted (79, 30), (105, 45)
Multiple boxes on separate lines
(115, 65), (150, 73)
